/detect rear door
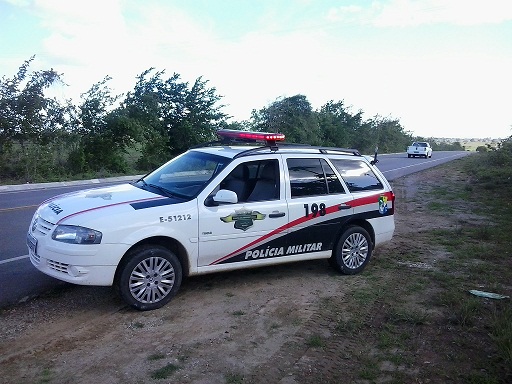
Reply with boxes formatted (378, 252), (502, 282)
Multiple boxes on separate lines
(283, 155), (354, 256)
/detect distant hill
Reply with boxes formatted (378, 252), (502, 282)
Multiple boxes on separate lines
(431, 138), (502, 151)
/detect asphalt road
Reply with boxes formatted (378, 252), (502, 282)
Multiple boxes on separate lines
(0, 151), (471, 308)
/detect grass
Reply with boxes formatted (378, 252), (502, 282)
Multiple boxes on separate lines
(38, 368), (53, 384)
(225, 372), (245, 384)
(130, 321), (144, 329)
(147, 352), (166, 361)
(388, 308), (431, 326)
(491, 306), (512, 365)
(306, 334), (325, 348)
(150, 363), (180, 379)
(427, 200), (451, 211)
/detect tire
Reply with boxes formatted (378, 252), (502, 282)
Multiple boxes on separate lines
(117, 245), (182, 311)
(330, 226), (373, 275)
(407, 154), (411, 158)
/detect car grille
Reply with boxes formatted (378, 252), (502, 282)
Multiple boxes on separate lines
(32, 216), (55, 236)
(47, 259), (69, 274)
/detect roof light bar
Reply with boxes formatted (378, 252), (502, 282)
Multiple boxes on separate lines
(217, 129), (285, 144)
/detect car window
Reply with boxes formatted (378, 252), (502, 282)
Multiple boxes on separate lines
(287, 158), (345, 198)
(330, 159), (384, 193)
(219, 159), (280, 202)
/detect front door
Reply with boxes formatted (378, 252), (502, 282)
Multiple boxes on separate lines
(197, 157), (289, 267)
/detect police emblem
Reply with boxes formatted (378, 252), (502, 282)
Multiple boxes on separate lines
(378, 196), (388, 214)
(220, 209), (266, 231)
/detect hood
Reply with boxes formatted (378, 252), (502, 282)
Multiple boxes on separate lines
(37, 183), (181, 225)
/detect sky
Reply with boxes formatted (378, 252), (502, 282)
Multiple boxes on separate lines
(1, 0), (511, 139)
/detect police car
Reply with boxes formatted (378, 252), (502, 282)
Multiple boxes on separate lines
(27, 130), (395, 310)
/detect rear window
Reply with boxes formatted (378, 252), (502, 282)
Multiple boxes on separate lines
(330, 159), (384, 193)
(287, 158), (345, 197)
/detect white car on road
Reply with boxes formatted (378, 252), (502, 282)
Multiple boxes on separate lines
(27, 130), (396, 310)
(407, 142), (432, 158)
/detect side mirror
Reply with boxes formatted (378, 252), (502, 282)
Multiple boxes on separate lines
(213, 189), (238, 204)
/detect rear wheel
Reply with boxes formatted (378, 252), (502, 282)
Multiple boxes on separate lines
(330, 226), (373, 275)
(117, 245), (182, 311)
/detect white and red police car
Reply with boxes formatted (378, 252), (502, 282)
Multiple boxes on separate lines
(27, 130), (395, 310)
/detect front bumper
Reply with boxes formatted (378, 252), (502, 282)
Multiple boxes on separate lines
(27, 231), (127, 286)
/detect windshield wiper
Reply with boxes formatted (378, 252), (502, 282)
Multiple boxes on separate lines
(146, 183), (177, 198)
(136, 178), (186, 199)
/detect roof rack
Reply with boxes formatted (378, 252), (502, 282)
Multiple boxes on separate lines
(232, 144), (361, 159)
(277, 143), (361, 156)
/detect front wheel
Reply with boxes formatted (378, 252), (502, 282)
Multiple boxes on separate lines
(330, 226), (373, 275)
(117, 245), (182, 311)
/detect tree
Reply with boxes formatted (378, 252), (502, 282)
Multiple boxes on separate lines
(316, 100), (363, 148)
(366, 116), (412, 154)
(122, 69), (227, 169)
(169, 76), (226, 154)
(69, 77), (136, 173)
(0, 56), (68, 181)
(251, 95), (322, 145)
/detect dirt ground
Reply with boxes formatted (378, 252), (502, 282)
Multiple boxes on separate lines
(0, 164), (507, 384)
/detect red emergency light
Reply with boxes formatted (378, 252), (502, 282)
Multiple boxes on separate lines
(216, 129), (285, 144)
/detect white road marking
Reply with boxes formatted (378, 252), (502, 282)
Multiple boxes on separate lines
(0, 205), (39, 213)
(0, 255), (29, 265)
(382, 153), (466, 173)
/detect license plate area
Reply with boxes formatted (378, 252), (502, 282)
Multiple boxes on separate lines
(27, 232), (38, 255)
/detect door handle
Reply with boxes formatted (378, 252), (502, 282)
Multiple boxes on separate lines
(269, 212), (286, 218)
(338, 204), (351, 210)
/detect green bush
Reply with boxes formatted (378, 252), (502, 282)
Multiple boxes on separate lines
(465, 137), (512, 191)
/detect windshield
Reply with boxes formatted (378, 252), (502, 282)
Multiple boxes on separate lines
(136, 150), (231, 199)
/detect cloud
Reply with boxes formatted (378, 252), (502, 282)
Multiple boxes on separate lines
(3, 0), (30, 6)
(35, 0), (127, 64)
(328, 0), (512, 27)
(28, 1), (219, 98)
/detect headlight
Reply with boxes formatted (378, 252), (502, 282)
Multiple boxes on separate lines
(52, 225), (102, 244)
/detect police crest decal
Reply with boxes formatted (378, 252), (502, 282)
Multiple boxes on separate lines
(378, 196), (388, 214)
